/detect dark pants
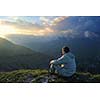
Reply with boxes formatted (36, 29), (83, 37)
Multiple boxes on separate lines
(49, 64), (75, 77)
(49, 64), (64, 75)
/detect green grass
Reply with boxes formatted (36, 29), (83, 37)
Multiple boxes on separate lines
(0, 69), (100, 83)
(0, 69), (48, 83)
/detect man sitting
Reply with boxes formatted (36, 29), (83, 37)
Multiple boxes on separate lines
(49, 46), (76, 78)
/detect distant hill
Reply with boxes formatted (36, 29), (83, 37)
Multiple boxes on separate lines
(6, 34), (100, 59)
(0, 37), (35, 56)
(0, 37), (51, 71)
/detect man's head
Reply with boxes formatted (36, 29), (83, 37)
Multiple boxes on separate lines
(62, 46), (70, 55)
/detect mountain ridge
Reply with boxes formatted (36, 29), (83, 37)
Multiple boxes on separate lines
(0, 37), (51, 71)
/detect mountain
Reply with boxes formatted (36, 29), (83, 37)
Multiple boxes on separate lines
(0, 37), (50, 71)
(6, 34), (100, 57)
(0, 37), (34, 56)
(54, 16), (100, 38)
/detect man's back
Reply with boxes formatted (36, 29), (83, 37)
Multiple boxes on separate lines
(62, 52), (76, 76)
(50, 52), (76, 77)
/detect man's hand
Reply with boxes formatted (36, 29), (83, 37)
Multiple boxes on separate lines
(50, 60), (55, 65)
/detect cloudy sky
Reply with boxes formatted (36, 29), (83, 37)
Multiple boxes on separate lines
(0, 16), (70, 37)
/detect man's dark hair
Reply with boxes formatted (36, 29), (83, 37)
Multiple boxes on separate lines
(62, 46), (70, 53)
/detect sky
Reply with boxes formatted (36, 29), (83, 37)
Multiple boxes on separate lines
(0, 16), (69, 37)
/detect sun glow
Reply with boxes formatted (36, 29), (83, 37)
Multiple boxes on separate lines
(0, 25), (52, 37)
(0, 25), (17, 36)
(0, 18), (55, 37)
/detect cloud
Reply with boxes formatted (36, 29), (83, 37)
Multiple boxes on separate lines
(84, 31), (99, 38)
(0, 18), (54, 36)
(50, 16), (69, 26)
(40, 17), (49, 22)
(40, 16), (52, 26)
(40, 16), (69, 26)
(0, 16), (72, 37)
(38, 17), (74, 36)
(39, 16), (72, 36)
(61, 29), (73, 34)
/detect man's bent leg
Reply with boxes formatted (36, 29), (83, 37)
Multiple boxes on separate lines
(49, 64), (56, 74)
(49, 64), (63, 74)
(48, 64), (59, 82)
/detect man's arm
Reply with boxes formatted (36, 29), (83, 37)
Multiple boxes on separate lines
(50, 55), (67, 65)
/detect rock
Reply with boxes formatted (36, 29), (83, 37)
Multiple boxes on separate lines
(31, 73), (93, 83)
